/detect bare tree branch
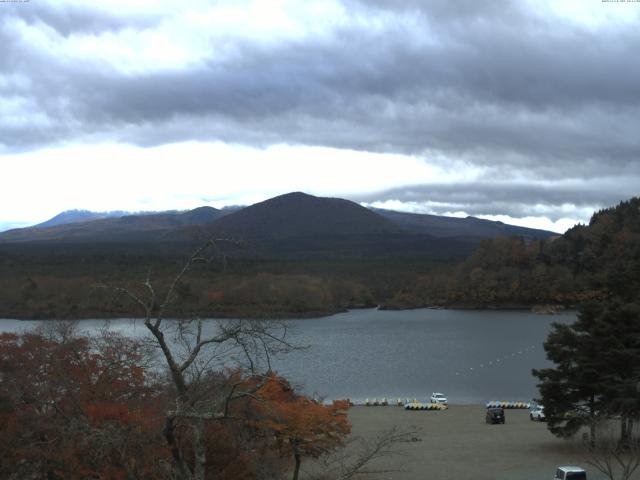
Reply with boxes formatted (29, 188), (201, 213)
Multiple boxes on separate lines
(303, 425), (419, 480)
(580, 421), (640, 480)
(93, 239), (299, 480)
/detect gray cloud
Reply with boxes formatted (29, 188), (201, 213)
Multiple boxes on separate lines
(1, 1), (638, 220)
(354, 180), (639, 221)
(349, 0), (512, 19)
(2, 2), (155, 36)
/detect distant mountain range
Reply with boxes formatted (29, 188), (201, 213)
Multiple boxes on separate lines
(0, 207), (228, 243)
(34, 210), (136, 228)
(0, 192), (555, 258)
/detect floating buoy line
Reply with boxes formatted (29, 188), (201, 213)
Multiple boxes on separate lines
(454, 344), (537, 377)
(333, 345), (539, 409)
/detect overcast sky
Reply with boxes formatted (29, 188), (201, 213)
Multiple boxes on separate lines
(1, 0), (639, 233)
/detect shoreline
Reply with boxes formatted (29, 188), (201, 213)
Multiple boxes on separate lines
(1, 304), (576, 322)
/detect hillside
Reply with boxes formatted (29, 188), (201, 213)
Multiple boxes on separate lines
(381, 197), (640, 309)
(183, 192), (401, 240)
(162, 192), (554, 258)
(373, 208), (556, 240)
(184, 192), (420, 257)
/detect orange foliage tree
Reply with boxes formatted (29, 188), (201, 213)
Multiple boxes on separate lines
(0, 329), (166, 479)
(255, 374), (351, 480)
(0, 329), (353, 480)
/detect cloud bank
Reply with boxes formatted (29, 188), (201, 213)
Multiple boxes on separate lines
(1, 0), (638, 232)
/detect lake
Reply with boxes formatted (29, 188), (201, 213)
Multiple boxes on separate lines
(0, 308), (575, 405)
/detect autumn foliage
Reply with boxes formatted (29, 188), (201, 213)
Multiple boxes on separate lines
(0, 330), (165, 479)
(255, 375), (351, 479)
(0, 330), (351, 480)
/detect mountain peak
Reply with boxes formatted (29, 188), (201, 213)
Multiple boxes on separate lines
(201, 191), (400, 240)
(278, 191), (312, 199)
(261, 191), (324, 205)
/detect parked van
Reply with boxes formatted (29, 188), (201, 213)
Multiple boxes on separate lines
(553, 466), (586, 480)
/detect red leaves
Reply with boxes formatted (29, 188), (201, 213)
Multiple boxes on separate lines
(0, 331), (166, 479)
(0, 335), (351, 479)
(255, 374), (351, 459)
(85, 402), (135, 425)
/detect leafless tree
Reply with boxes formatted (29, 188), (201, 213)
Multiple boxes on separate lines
(580, 421), (640, 480)
(304, 425), (419, 480)
(97, 240), (296, 480)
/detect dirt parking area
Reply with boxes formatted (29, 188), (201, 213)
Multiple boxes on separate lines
(344, 405), (614, 480)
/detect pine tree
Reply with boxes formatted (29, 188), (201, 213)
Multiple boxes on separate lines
(533, 314), (604, 441)
(533, 298), (640, 443)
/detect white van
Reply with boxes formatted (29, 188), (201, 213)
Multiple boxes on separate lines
(553, 466), (586, 480)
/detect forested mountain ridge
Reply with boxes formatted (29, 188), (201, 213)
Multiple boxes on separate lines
(559, 197), (640, 299)
(0, 192), (611, 320)
(384, 197), (640, 309)
(0, 192), (554, 249)
(373, 208), (556, 240)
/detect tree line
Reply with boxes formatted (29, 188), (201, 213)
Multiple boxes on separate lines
(385, 197), (640, 309)
(1, 197), (639, 318)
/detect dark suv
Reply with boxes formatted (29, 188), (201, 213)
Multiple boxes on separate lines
(486, 407), (505, 424)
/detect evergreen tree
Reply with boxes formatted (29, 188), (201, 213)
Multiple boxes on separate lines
(533, 298), (640, 443)
(533, 314), (604, 441)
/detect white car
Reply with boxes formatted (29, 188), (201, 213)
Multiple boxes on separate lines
(553, 466), (586, 480)
(430, 392), (447, 404)
(530, 404), (545, 421)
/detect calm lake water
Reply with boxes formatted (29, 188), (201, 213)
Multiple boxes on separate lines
(0, 308), (575, 405)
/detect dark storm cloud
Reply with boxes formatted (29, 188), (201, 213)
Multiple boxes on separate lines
(1, 0), (638, 217)
(355, 180), (639, 221)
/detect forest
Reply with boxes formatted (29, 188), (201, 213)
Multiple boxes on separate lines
(383, 197), (640, 310)
(0, 197), (638, 319)
(529, 199), (640, 479)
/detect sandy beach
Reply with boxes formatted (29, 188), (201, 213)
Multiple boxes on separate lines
(343, 405), (613, 480)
